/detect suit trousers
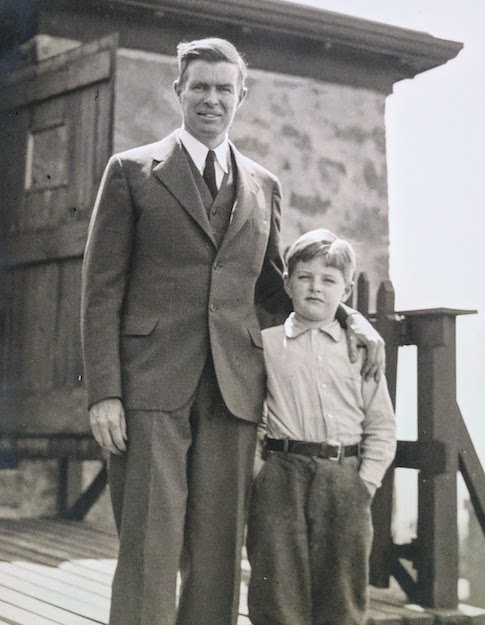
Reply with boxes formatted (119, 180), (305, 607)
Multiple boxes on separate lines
(247, 452), (373, 625)
(108, 358), (258, 625)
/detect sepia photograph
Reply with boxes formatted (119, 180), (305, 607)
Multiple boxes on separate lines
(0, 0), (484, 623)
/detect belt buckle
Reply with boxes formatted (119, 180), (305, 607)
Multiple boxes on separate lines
(328, 442), (342, 462)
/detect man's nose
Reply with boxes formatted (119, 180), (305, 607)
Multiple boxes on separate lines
(204, 87), (219, 105)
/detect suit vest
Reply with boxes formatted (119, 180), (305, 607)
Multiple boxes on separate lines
(184, 148), (237, 248)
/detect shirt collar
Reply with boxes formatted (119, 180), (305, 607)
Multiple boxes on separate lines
(284, 312), (342, 341)
(179, 127), (229, 175)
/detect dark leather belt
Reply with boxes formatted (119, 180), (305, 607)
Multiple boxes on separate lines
(264, 437), (359, 462)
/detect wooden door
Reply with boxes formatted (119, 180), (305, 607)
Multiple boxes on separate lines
(0, 35), (117, 435)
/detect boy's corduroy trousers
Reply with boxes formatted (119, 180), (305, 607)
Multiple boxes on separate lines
(247, 451), (373, 625)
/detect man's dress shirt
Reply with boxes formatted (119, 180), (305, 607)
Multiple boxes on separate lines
(179, 127), (229, 190)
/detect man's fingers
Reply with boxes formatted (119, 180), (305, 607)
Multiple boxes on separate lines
(91, 422), (123, 455)
(377, 344), (386, 380)
(90, 423), (106, 449)
(89, 399), (127, 454)
(361, 340), (378, 379)
(107, 429), (126, 455)
(111, 406), (128, 452)
(371, 342), (386, 381)
(344, 312), (386, 379)
(361, 341), (386, 381)
(120, 408), (128, 441)
(111, 420), (127, 453)
(365, 363), (379, 381)
(347, 333), (358, 363)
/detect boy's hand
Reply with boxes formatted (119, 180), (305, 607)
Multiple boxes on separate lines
(253, 425), (266, 478)
(363, 480), (377, 499)
(345, 312), (385, 380)
(253, 448), (265, 479)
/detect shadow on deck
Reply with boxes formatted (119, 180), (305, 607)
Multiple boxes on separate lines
(0, 518), (483, 625)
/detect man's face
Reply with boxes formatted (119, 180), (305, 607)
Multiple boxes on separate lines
(174, 60), (246, 148)
(285, 258), (352, 328)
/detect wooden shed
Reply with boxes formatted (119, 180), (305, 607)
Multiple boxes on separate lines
(0, 0), (462, 440)
(5, 1), (483, 612)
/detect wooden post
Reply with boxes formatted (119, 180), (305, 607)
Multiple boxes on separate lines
(406, 309), (470, 608)
(369, 280), (401, 587)
(58, 459), (83, 516)
(356, 272), (370, 318)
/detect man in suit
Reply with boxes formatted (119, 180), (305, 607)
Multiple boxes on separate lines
(81, 38), (384, 625)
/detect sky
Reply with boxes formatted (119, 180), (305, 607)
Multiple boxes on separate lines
(285, 0), (485, 540)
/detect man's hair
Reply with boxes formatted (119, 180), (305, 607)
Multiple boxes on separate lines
(176, 38), (248, 89)
(285, 228), (356, 284)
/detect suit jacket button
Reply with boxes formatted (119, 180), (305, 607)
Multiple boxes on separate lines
(210, 303), (216, 312)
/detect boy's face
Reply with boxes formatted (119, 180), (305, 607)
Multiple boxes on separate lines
(285, 257), (352, 328)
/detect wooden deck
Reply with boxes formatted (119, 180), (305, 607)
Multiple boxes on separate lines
(0, 518), (483, 625)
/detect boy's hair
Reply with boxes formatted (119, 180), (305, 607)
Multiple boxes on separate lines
(285, 228), (356, 284)
(176, 38), (248, 90)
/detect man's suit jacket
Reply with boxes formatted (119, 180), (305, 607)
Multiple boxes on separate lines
(81, 130), (290, 422)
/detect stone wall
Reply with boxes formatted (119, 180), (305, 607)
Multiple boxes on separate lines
(0, 44), (390, 526)
(115, 48), (390, 295)
(80, 49), (392, 529)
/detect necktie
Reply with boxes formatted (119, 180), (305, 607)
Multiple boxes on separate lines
(203, 150), (218, 199)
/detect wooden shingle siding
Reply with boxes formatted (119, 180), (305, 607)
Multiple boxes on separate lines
(0, 36), (117, 436)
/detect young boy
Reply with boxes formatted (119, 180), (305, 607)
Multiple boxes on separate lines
(247, 228), (396, 625)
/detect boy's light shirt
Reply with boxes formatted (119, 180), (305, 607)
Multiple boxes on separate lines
(262, 312), (396, 488)
(179, 127), (229, 189)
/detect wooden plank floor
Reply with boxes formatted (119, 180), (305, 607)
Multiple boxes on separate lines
(0, 518), (483, 625)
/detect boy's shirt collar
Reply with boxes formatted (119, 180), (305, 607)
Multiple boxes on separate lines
(284, 312), (342, 341)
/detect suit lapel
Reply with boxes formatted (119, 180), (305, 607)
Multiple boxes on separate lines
(151, 132), (216, 246)
(220, 143), (261, 250)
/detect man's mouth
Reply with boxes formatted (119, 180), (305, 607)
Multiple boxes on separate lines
(198, 112), (221, 118)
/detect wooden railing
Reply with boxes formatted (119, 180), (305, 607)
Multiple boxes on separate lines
(357, 274), (485, 609)
(1, 274), (484, 608)
(0, 433), (105, 519)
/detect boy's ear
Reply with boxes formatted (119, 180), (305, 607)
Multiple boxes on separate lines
(343, 281), (354, 302)
(173, 80), (181, 98)
(283, 273), (292, 298)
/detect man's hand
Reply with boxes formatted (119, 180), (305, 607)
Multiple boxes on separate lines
(345, 312), (385, 381)
(89, 398), (127, 455)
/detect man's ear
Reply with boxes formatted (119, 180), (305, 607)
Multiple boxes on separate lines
(238, 86), (248, 106)
(173, 80), (181, 98)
